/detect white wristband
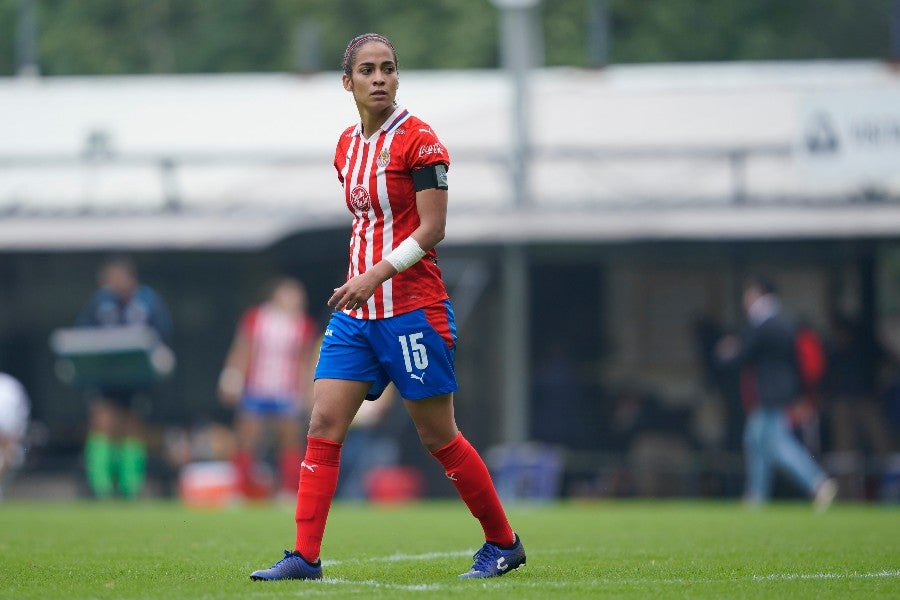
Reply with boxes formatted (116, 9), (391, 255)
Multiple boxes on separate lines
(385, 237), (426, 273)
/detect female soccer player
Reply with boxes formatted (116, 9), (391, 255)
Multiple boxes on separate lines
(218, 277), (319, 500)
(251, 33), (525, 581)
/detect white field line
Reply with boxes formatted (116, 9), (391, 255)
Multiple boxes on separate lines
(321, 549), (474, 567)
(307, 571), (900, 594)
(310, 550), (900, 592)
(751, 570), (900, 582)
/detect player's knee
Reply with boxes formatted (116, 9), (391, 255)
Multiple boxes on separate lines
(307, 410), (349, 443)
(90, 406), (117, 435)
(414, 424), (457, 453)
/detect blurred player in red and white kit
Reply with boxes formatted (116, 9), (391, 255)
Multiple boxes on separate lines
(250, 33), (525, 581)
(218, 278), (319, 499)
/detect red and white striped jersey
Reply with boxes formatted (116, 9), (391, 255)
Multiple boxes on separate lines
(334, 105), (451, 319)
(240, 304), (318, 400)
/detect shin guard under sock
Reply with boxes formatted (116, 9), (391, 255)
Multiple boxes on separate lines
(432, 432), (515, 547)
(294, 436), (342, 562)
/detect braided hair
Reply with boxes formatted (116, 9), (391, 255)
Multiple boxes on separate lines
(342, 33), (398, 76)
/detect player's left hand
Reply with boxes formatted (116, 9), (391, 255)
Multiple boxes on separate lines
(328, 273), (378, 311)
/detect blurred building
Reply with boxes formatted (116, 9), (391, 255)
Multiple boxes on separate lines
(1, 61), (899, 496)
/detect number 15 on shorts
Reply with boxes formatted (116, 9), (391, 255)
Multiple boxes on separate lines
(398, 333), (429, 372)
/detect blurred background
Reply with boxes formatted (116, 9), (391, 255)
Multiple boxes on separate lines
(1, 0), (900, 505)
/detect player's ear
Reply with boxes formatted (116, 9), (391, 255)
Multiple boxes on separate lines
(342, 74), (353, 92)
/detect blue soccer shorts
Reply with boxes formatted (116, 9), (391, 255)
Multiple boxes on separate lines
(239, 394), (301, 417)
(315, 300), (458, 401)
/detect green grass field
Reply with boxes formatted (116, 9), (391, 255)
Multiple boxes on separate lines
(0, 499), (897, 599)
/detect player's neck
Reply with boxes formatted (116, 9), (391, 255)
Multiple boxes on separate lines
(358, 105), (394, 139)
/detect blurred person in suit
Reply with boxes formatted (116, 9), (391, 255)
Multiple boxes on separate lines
(717, 275), (836, 509)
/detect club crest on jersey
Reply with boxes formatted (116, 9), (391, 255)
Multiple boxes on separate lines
(349, 185), (371, 211)
(376, 149), (391, 168)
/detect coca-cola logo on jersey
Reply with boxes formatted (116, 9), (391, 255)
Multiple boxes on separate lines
(418, 143), (445, 157)
(350, 185), (371, 211)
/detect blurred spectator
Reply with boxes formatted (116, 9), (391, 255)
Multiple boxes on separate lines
(821, 312), (896, 498)
(531, 340), (585, 447)
(0, 372), (30, 500)
(717, 275), (837, 509)
(609, 389), (695, 496)
(823, 312), (894, 457)
(218, 277), (319, 500)
(693, 313), (743, 451)
(783, 319), (828, 455)
(74, 256), (174, 499)
(887, 375), (900, 442)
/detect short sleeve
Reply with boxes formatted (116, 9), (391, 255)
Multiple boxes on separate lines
(334, 145), (345, 185)
(334, 126), (356, 185)
(406, 123), (450, 171)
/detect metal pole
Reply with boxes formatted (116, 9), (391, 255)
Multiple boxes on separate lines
(891, 0), (900, 63)
(160, 159), (181, 212)
(586, 0), (611, 68)
(293, 20), (323, 73)
(495, 0), (538, 209)
(492, 0), (539, 444)
(500, 244), (530, 443)
(16, 0), (39, 77)
(729, 150), (747, 205)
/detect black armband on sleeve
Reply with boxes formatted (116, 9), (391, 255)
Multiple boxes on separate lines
(411, 163), (449, 191)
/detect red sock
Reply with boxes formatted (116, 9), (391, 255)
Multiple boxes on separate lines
(279, 446), (303, 495)
(431, 432), (515, 547)
(294, 436), (342, 562)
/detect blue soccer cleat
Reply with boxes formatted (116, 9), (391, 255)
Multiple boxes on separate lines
(458, 534), (526, 579)
(250, 549), (323, 581)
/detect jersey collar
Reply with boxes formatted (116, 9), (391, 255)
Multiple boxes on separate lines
(352, 105), (410, 138)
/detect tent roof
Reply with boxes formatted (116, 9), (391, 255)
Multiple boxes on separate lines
(1, 61), (899, 250)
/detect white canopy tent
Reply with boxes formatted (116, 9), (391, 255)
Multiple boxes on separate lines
(1, 60), (899, 250)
